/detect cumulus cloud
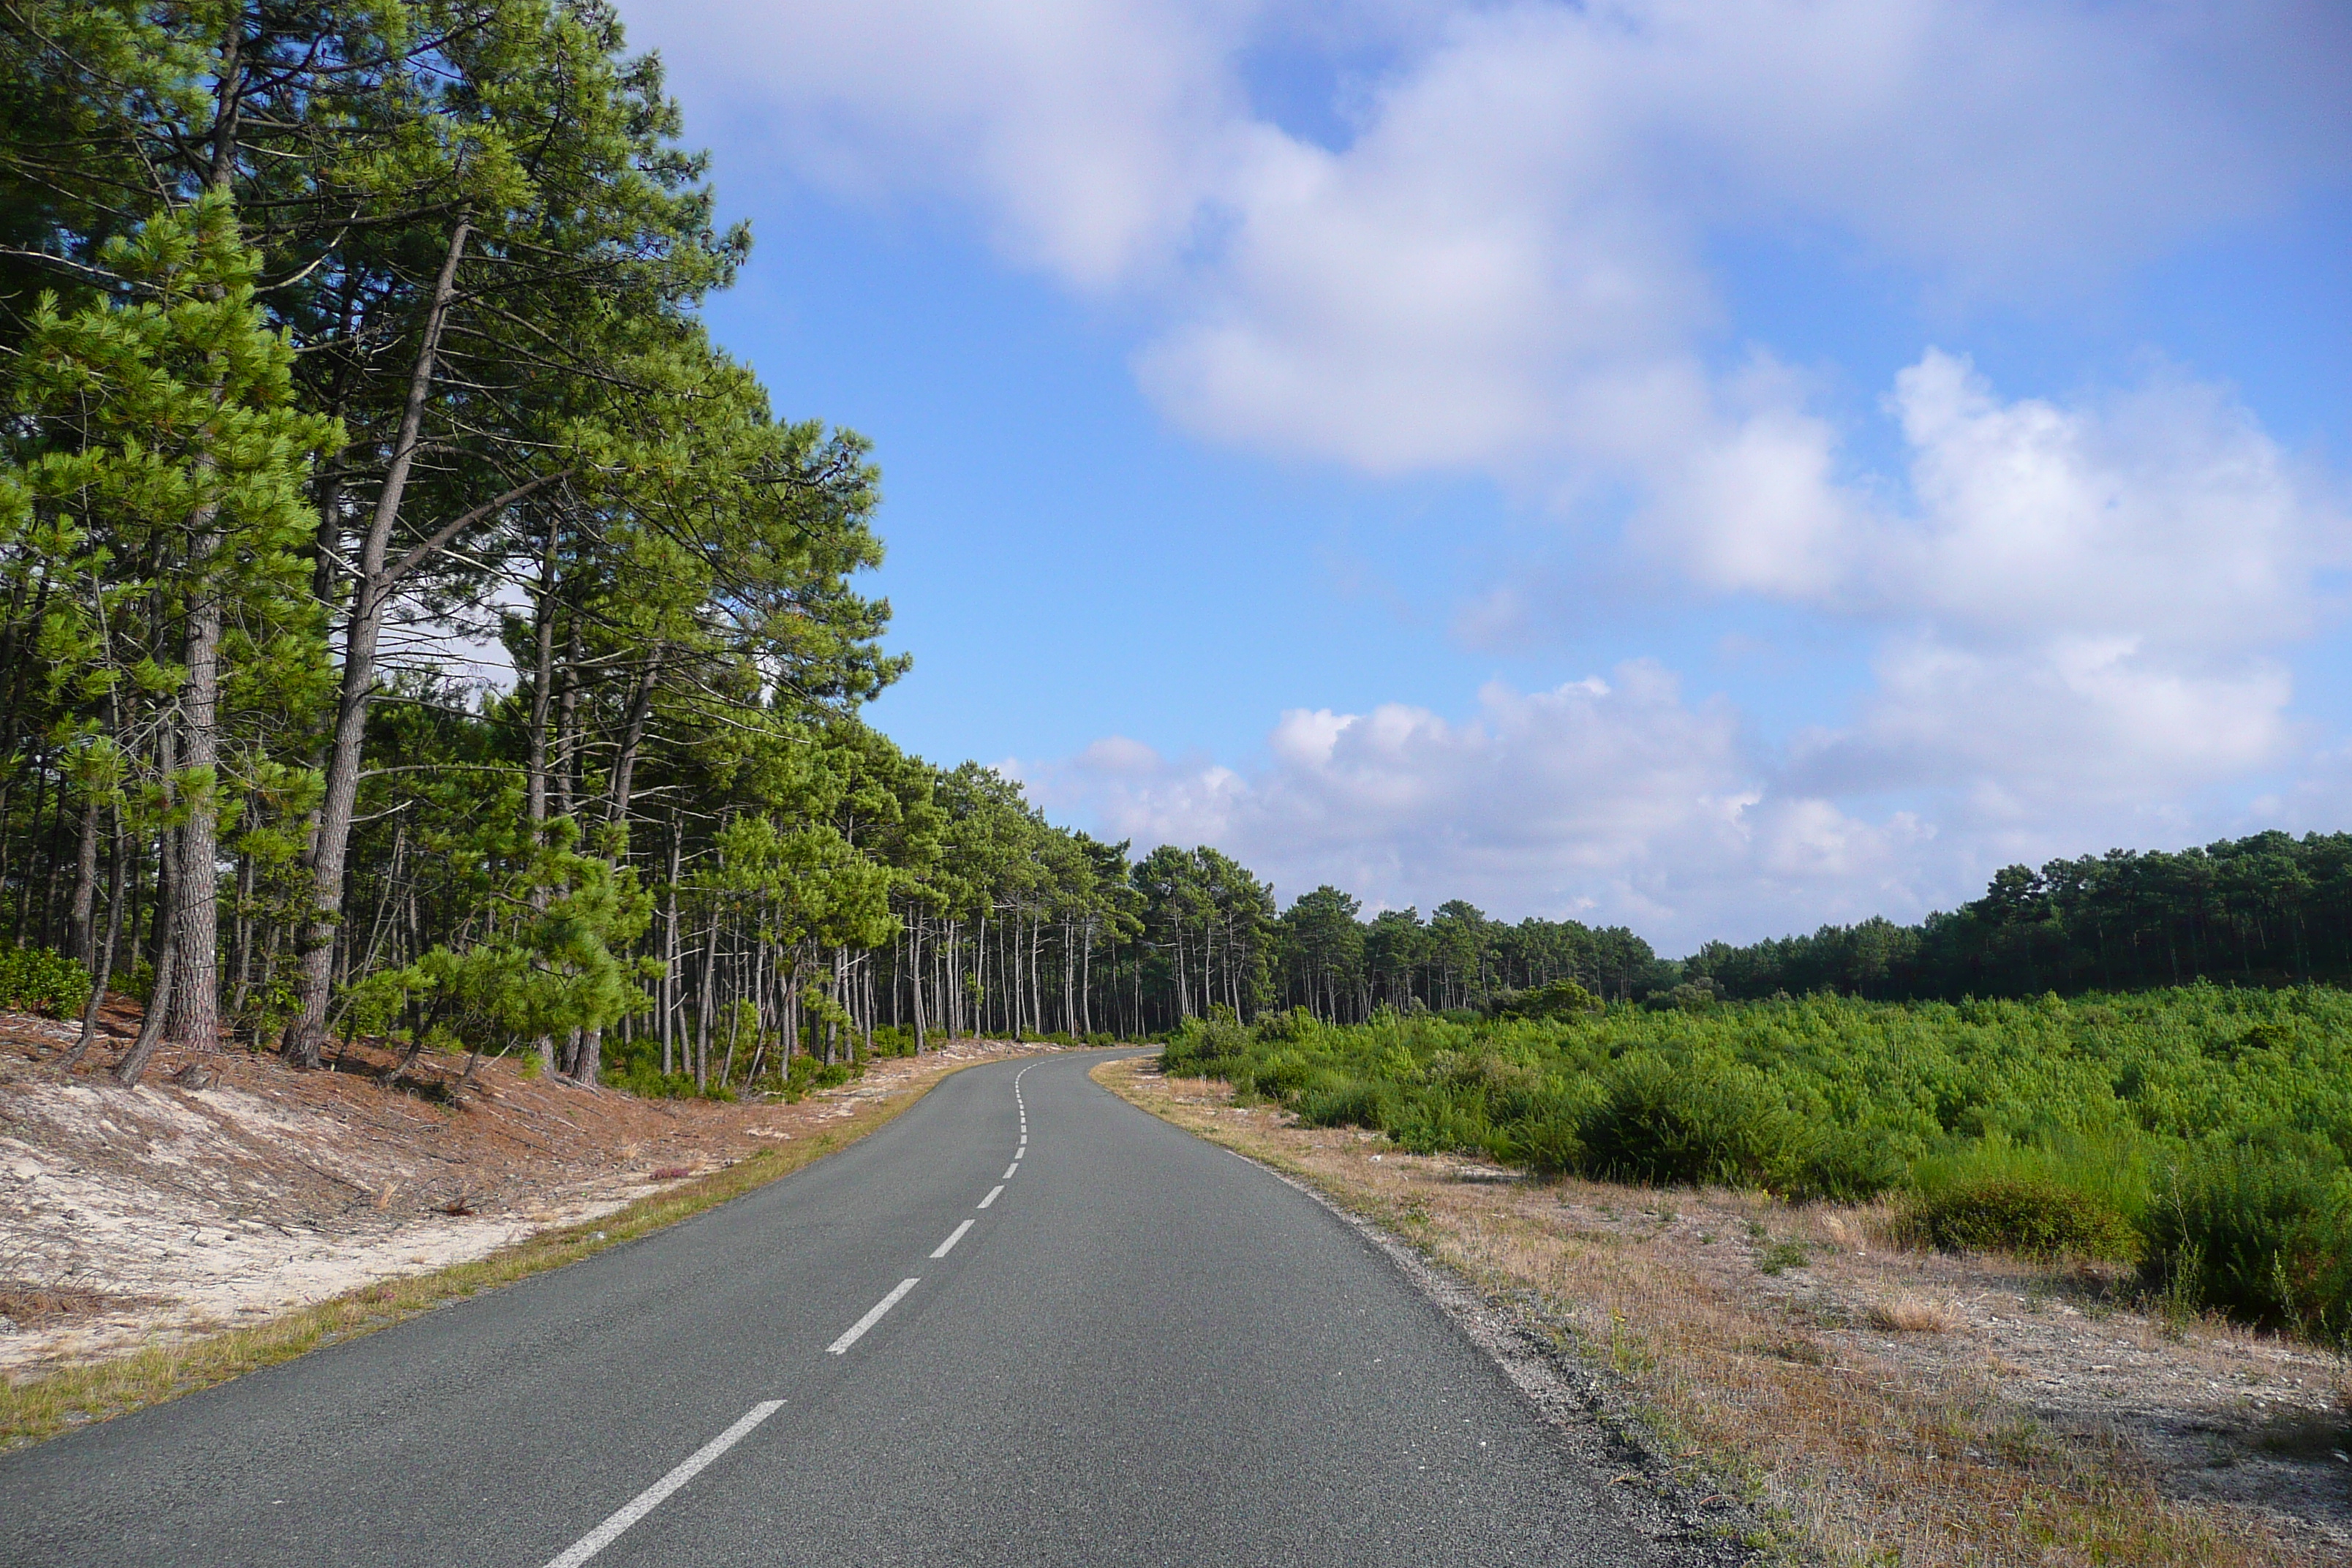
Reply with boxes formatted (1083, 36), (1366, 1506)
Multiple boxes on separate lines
(1019, 665), (1946, 945)
(1745, 353), (2335, 803)
(626, 0), (2351, 940)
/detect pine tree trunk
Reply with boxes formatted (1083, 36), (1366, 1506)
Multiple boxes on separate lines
(67, 795), (99, 964)
(56, 813), (124, 1073)
(114, 818), (180, 1088)
(284, 215), (472, 1068)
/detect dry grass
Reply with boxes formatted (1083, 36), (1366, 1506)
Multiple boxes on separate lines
(1100, 1058), (2336, 1568)
(0, 1050), (996, 1451)
(0, 1282), (146, 1330)
(1867, 1294), (1964, 1334)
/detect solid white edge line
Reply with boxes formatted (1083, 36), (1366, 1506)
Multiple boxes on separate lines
(978, 1184), (1004, 1209)
(826, 1277), (920, 1354)
(540, 1400), (784, 1568)
(930, 1218), (976, 1259)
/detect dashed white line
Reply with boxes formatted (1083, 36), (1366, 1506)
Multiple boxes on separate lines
(978, 1184), (1004, 1208)
(1002, 1161), (1019, 1180)
(826, 1278), (919, 1354)
(930, 1219), (975, 1259)
(539, 1401), (783, 1568)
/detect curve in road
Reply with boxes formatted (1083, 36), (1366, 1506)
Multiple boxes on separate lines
(0, 1049), (1662, 1567)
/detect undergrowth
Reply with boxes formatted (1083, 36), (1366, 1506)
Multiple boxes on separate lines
(1163, 984), (2352, 1338)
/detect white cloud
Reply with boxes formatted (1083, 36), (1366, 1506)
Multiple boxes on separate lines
(632, 0), (1277, 287)
(1022, 665), (1949, 944)
(1763, 353), (2331, 802)
(627, 0), (2352, 941)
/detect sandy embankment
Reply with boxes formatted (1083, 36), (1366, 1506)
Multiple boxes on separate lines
(0, 1010), (1051, 1376)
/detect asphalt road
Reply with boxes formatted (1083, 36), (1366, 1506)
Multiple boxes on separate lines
(0, 1050), (1658, 1567)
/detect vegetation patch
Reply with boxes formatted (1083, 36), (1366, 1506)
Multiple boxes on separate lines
(1103, 1057), (2329, 1568)
(0, 946), (90, 1019)
(1899, 1176), (2138, 1262)
(1161, 982), (2352, 1338)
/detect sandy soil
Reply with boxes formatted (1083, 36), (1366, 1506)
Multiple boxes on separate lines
(1105, 1061), (2352, 1567)
(0, 1006), (1058, 1377)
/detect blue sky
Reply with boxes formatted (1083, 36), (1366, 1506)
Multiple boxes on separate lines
(620, 0), (2351, 949)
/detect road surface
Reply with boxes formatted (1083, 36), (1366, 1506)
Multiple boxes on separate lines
(0, 1050), (1659, 1566)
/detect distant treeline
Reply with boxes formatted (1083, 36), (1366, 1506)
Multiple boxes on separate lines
(1681, 830), (2352, 1002)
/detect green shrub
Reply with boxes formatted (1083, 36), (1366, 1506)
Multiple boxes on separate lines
(1785, 1128), (1906, 1203)
(1162, 1013), (1252, 1077)
(1508, 1111), (1586, 1177)
(1901, 1175), (2138, 1260)
(1253, 1006), (1318, 1043)
(2139, 1141), (2352, 1338)
(1489, 978), (1598, 1021)
(1240, 1047), (1312, 1100)
(1427, 1045), (1540, 1105)
(1578, 1054), (1801, 1188)
(782, 1053), (859, 1097)
(0, 945), (92, 1018)
(1904, 1130), (2152, 1255)
(1296, 1074), (1398, 1132)
(1140, 982), (2352, 1341)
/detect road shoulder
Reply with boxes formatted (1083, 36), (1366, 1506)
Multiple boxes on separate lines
(0, 1039), (1073, 1450)
(1094, 1054), (1772, 1567)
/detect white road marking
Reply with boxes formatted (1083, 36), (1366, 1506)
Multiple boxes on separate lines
(1002, 1161), (1019, 1180)
(930, 1219), (975, 1259)
(826, 1278), (920, 1354)
(979, 1184), (1003, 1208)
(539, 1401), (783, 1568)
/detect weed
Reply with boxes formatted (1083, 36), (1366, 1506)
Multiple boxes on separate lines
(2140, 1141), (2352, 1341)
(1757, 1239), (1812, 1275)
(1899, 1175), (2138, 1262)
(1867, 1294), (1962, 1333)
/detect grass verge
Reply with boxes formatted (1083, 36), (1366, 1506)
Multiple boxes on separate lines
(1097, 1055), (2318, 1568)
(0, 1052), (990, 1451)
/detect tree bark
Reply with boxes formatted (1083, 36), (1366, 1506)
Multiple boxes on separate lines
(160, 14), (251, 1054)
(113, 821), (180, 1088)
(283, 214), (471, 1068)
(604, 645), (663, 830)
(67, 794), (99, 964)
(56, 813), (124, 1073)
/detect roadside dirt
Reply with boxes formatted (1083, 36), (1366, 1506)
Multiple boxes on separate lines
(0, 1005), (1056, 1379)
(1103, 1059), (2352, 1568)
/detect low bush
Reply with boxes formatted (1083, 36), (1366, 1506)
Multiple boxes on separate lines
(0, 944), (92, 1018)
(1162, 1013), (1252, 1078)
(1578, 1053), (1800, 1188)
(1901, 1175), (2138, 1260)
(2140, 1140), (2352, 1339)
(1488, 978), (1598, 1021)
(1296, 1074), (1398, 1133)
(1507, 1110), (1586, 1177)
(1782, 1128), (1907, 1204)
(1150, 984), (2352, 1338)
(785, 1054), (860, 1097)
(1239, 1047), (1312, 1101)
(1252, 1006), (1319, 1043)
